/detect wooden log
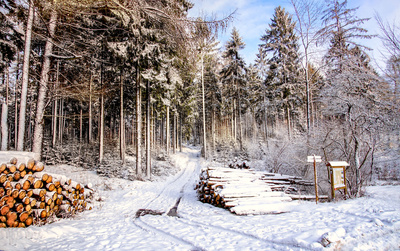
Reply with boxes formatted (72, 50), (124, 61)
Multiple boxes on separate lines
(14, 203), (24, 213)
(3, 180), (12, 189)
(4, 195), (15, 208)
(18, 189), (26, 200)
(26, 176), (34, 183)
(0, 222), (6, 228)
(9, 157), (18, 165)
(25, 204), (32, 212)
(1, 204), (10, 215)
(25, 216), (33, 226)
(33, 209), (47, 218)
(20, 170), (27, 179)
(7, 165), (17, 173)
(22, 196), (30, 205)
(32, 162), (44, 172)
(0, 163), (7, 173)
(26, 189), (33, 198)
(11, 189), (19, 199)
(56, 186), (62, 195)
(6, 211), (17, 227)
(33, 172), (49, 183)
(0, 173), (7, 183)
(0, 215), (5, 222)
(18, 163), (26, 172)
(70, 181), (81, 191)
(18, 222), (26, 228)
(32, 189), (46, 198)
(32, 179), (43, 189)
(47, 191), (57, 201)
(29, 198), (37, 208)
(26, 159), (35, 170)
(46, 183), (55, 192)
(11, 181), (22, 190)
(19, 211), (30, 222)
(12, 171), (21, 181)
(35, 201), (45, 209)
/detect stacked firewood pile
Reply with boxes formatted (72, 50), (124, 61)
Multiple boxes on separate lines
(0, 157), (93, 228)
(196, 165), (314, 215)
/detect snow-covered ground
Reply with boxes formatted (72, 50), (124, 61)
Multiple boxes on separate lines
(1, 147), (399, 250)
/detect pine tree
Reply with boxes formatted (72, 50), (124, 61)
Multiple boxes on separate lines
(260, 6), (304, 139)
(220, 28), (246, 149)
(318, 0), (384, 197)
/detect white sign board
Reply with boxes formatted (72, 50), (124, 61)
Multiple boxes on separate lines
(307, 156), (322, 163)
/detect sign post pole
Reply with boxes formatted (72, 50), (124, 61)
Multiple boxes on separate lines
(313, 156), (318, 204)
(307, 155), (322, 204)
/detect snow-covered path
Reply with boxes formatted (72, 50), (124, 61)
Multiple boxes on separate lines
(1, 147), (400, 250)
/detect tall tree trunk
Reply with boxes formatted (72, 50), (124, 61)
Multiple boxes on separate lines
(79, 103), (83, 143)
(14, 55), (20, 149)
(136, 68), (142, 177)
(146, 80), (151, 177)
(52, 62), (59, 147)
(120, 71), (125, 164)
(1, 71), (9, 150)
(179, 113), (182, 152)
(173, 111), (176, 154)
(287, 105), (291, 140)
(17, 0), (34, 151)
(58, 98), (63, 144)
(201, 55), (207, 159)
(212, 106), (216, 153)
(99, 92), (104, 163)
(354, 135), (361, 197)
(166, 105), (170, 154)
(88, 72), (92, 143)
(32, 9), (57, 160)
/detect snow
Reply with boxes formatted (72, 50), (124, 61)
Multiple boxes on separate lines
(1, 147), (399, 250)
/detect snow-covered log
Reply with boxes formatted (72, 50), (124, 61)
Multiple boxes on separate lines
(197, 165), (315, 215)
(0, 157), (93, 227)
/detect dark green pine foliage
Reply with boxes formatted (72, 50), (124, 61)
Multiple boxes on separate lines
(260, 6), (304, 135)
(0, 0), (21, 73)
(220, 28), (246, 115)
(220, 27), (247, 146)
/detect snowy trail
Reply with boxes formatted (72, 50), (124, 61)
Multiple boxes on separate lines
(1, 147), (399, 250)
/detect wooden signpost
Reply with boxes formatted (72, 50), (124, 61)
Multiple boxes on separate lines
(307, 155), (322, 204)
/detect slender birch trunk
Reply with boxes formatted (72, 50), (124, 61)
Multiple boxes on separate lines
(146, 80), (151, 177)
(120, 71), (125, 164)
(1, 70), (9, 150)
(136, 68), (142, 177)
(17, 0), (34, 151)
(88, 73), (92, 143)
(166, 105), (170, 154)
(201, 54), (207, 159)
(32, 9), (57, 160)
(99, 92), (104, 163)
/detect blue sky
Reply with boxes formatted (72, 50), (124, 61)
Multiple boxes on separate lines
(188, 0), (400, 71)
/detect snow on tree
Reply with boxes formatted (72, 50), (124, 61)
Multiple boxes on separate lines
(260, 6), (305, 139)
(220, 27), (247, 150)
(317, 0), (389, 197)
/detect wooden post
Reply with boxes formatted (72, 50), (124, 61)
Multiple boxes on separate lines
(313, 156), (318, 204)
(307, 155), (321, 204)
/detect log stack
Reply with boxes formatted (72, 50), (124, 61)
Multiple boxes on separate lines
(196, 166), (312, 215)
(0, 157), (93, 228)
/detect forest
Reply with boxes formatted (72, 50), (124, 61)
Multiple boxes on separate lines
(0, 0), (399, 199)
